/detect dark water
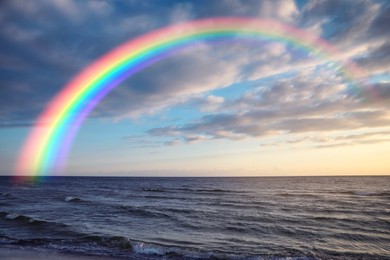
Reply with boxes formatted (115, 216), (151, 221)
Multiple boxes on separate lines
(0, 176), (389, 259)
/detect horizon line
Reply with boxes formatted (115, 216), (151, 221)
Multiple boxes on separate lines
(3, 174), (389, 178)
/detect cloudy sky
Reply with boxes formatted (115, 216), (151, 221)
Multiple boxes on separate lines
(0, 0), (389, 176)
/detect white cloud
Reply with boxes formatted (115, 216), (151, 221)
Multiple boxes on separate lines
(46, 0), (82, 23)
(200, 95), (225, 112)
(146, 71), (390, 145)
(257, 0), (299, 23)
(267, 42), (286, 56)
(169, 2), (194, 23)
(1, 24), (41, 42)
(86, 0), (113, 17)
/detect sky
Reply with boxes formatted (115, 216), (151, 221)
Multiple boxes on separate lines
(0, 0), (389, 176)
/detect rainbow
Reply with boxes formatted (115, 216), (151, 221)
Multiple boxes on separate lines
(15, 17), (367, 179)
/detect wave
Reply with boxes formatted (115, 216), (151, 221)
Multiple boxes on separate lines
(132, 241), (317, 260)
(330, 190), (390, 197)
(12, 238), (51, 246)
(1, 233), (317, 259)
(278, 192), (321, 198)
(278, 190), (390, 198)
(4, 212), (49, 225)
(118, 205), (174, 219)
(143, 194), (191, 201)
(142, 187), (165, 192)
(160, 207), (197, 214)
(349, 191), (390, 197)
(312, 215), (352, 221)
(142, 187), (244, 194)
(132, 241), (212, 258)
(1, 211), (68, 230)
(2, 229), (386, 259)
(0, 234), (18, 244)
(179, 187), (246, 194)
(1, 192), (11, 197)
(188, 188), (237, 193)
(79, 235), (133, 250)
(64, 196), (82, 202)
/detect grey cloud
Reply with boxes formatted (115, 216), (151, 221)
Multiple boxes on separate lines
(334, 130), (390, 141)
(147, 127), (181, 137)
(0, 121), (42, 128)
(0, 0), (193, 124)
(5, 0), (289, 124)
(196, 0), (299, 22)
(355, 42), (390, 72)
(349, 82), (390, 107)
(164, 139), (181, 146)
(93, 45), (241, 119)
(372, 82), (390, 101)
(276, 117), (356, 133)
(299, 0), (381, 43)
(368, 2), (390, 39)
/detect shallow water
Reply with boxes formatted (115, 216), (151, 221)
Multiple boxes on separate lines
(0, 176), (389, 259)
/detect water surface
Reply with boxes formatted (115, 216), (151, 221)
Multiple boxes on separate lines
(1, 176), (389, 259)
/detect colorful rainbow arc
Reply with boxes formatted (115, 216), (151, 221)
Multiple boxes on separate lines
(15, 17), (367, 179)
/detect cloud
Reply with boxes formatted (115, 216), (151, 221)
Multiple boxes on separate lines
(257, 0), (298, 23)
(299, 0), (380, 40)
(315, 136), (390, 149)
(355, 42), (390, 73)
(296, 0), (389, 81)
(256, 129), (390, 149)
(368, 2), (390, 40)
(349, 82), (390, 108)
(0, 0), (173, 123)
(169, 2), (194, 23)
(186, 0), (299, 21)
(184, 95), (226, 112)
(0, 0), (389, 132)
(334, 130), (390, 141)
(93, 44), (241, 119)
(146, 73), (390, 145)
(0, 122), (37, 128)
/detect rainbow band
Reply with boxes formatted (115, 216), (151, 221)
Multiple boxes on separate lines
(16, 17), (367, 178)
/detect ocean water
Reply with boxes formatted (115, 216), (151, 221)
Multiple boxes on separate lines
(0, 176), (389, 259)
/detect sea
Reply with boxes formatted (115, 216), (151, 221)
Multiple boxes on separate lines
(0, 176), (389, 259)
